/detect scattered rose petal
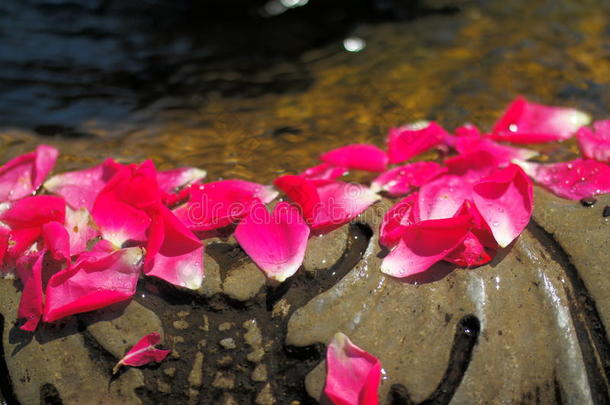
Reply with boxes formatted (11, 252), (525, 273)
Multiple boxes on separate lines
(65, 207), (99, 256)
(490, 96), (590, 143)
(235, 201), (310, 282)
(300, 163), (348, 185)
(320, 144), (388, 172)
(0, 195), (65, 229)
(515, 158), (610, 200)
(455, 123), (482, 137)
(387, 121), (449, 164)
(44, 247), (144, 323)
(16, 250), (46, 331)
(418, 175), (473, 221)
(113, 332), (170, 374)
(156, 167), (207, 194)
(576, 120), (610, 163)
(0, 145), (58, 202)
(379, 193), (419, 249)
(92, 192), (151, 248)
(454, 136), (538, 166)
(444, 150), (498, 181)
(371, 162), (447, 196)
(42, 221), (70, 262)
(324, 332), (382, 405)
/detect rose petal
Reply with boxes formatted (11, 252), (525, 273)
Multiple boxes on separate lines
(44, 158), (121, 210)
(235, 201), (310, 282)
(490, 96), (590, 143)
(16, 250), (46, 331)
(65, 207), (99, 256)
(44, 247), (144, 323)
(7, 227), (41, 261)
(515, 158), (610, 200)
(156, 167), (207, 194)
(0, 145), (58, 202)
(444, 150), (498, 181)
(387, 121), (449, 164)
(107, 160), (161, 210)
(320, 144), (388, 172)
(444, 232), (493, 267)
(324, 332), (382, 405)
(381, 214), (472, 277)
(455, 123), (482, 137)
(576, 120), (610, 163)
(113, 332), (170, 374)
(0, 195), (65, 229)
(472, 164), (533, 248)
(42, 221), (71, 262)
(418, 175), (473, 221)
(454, 136), (538, 166)
(379, 193), (419, 248)
(92, 192), (151, 248)
(371, 162), (447, 196)
(299, 163), (348, 185)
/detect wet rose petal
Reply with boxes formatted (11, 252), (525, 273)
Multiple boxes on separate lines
(379, 193), (419, 248)
(490, 96), (590, 143)
(0, 225), (9, 268)
(44, 247), (144, 323)
(324, 332), (382, 405)
(0, 145), (58, 202)
(320, 144), (388, 172)
(515, 158), (610, 200)
(235, 201), (310, 282)
(418, 175), (473, 221)
(113, 332), (170, 374)
(107, 160), (162, 210)
(92, 192), (151, 248)
(576, 120), (610, 163)
(42, 221), (71, 262)
(454, 136), (538, 166)
(387, 121), (449, 164)
(65, 207), (99, 256)
(7, 227), (41, 261)
(455, 123), (482, 137)
(0, 195), (65, 229)
(16, 250), (46, 331)
(173, 180), (278, 231)
(472, 164), (533, 248)
(371, 162), (447, 196)
(156, 167), (207, 194)
(444, 150), (498, 181)
(381, 214), (472, 277)
(44, 158), (121, 210)
(299, 163), (348, 185)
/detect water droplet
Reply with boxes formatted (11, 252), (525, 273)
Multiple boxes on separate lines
(492, 221), (499, 227)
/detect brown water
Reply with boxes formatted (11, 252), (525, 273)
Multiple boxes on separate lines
(2, 0), (610, 184)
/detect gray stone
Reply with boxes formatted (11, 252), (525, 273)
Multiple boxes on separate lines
(223, 261), (266, 301)
(197, 254), (223, 297)
(302, 226), (349, 272)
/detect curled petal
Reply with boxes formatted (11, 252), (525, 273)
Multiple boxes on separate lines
(379, 193), (419, 248)
(324, 332), (382, 405)
(0, 195), (65, 229)
(576, 121), (610, 163)
(92, 192), (151, 248)
(490, 96), (590, 143)
(156, 167), (206, 194)
(107, 160), (161, 210)
(235, 201), (310, 282)
(274, 175), (320, 221)
(299, 163), (348, 185)
(444, 233), (493, 268)
(371, 162), (447, 196)
(418, 175), (472, 221)
(16, 250), (46, 331)
(0, 145), (58, 202)
(320, 144), (388, 172)
(44, 247), (144, 323)
(387, 121), (449, 164)
(113, 332), (170, 374)
(42, 221), (71, 262)
(454, 136), (538, 166)
(444, 150), (498, 180)
(472, 164), (533, 248)
(515, 159), (610, 200)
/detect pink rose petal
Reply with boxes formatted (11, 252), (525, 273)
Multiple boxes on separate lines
(44, 247), (144, 323)
(472, 164), (533, 248)
(515, 158), (610, 200)
(7, 227), (41, 261)
(324, 332), (382, 405)
(300, 163), (348, 185)
(65, 207), (99, 256)
(576, 120), (610, 163)
(379, 193), (419, 249)
(107, 160), (162, 210)
(444, 150), (498, 181)
(0, 145), (58, 202)
(455, 123), (482, 137)
(371, 162), (447, 196)
(320, 144), (388, 172)
(381, 214), (472, 277)
(42, 221), (71, 262)
(454, 136), (538, 166)
(92, 192), (151, 248)
(490, 96), (590, 143)
(113, 332), (170, 374)
(387, 121), (449, 164)
(156, 167), (207, 194)
(418, 175), (473, 221)
(44, 158), (121, 210)
(0, 195), (65, 229)
(235, 201), (310, 282)
(16, 250), (46, 331)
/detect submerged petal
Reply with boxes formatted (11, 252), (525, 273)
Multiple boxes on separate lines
(235, 201), (310, 282)
(371, 162), (447, 196)
(324, 332), (382, 405)
(113, 332), (170, 374)
(320, 144), (388, 172)
(0, 145), (58, 202)
(387, 121), (449, 164)
(576, 120), (610, 163)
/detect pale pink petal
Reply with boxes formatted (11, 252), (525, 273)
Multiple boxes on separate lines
(92, 192), (151, 248)
(44, 158), (121, 210)
(0, 145), (58, 202)
(311, 182), (379, 232)
(455, 123), (482, 137)
(490, 96), (590, 143)
(515, 159), (610, 200)
(16, 250), (46, 331)
(113, 332), (170, 374)
(379, 194), (419, 249)
(381, 215), (472, 277)
(42, 221), (70, 262)
(576, 121), (610, 163)
(320, 144), (388, 172)
(387, 121), (449, 164)
(454, 136), (538, 166)
(324, 332), (381, 405)
(444, 150), (498, 181)
(235, 201), (310, 282)
(173, 180), (278, 231)
(43, 247), (144, 323)
(418, 175), (473, 221)
(371, 162), (447, 196)
(0, 195), (65, 228)
(299, 163), (348, 185)
(65, 207), (99, 256)
(144, 205), (204, 289)
(472, 164), (533, 248)
(156, 167), (207, 194)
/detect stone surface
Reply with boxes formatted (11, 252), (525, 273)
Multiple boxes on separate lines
(223, 261), (266, 302)
(0, 279), (144, 405)
(197, 254), (223, 298)
(302, 226), (349, 272)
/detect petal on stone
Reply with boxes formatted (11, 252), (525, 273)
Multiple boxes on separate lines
(235, 201), (310, 282)
(311, 182), (379, 232)
(490, 96), (590, 143)
(454, 136), (538, 166)
(379, 193), (419, 249)
(381, 214), (472, 277)
(92, 192), (151, 248)
(472, 164), (533, 248)
(44, 158), (121, 210)
(42, 221), (71, 262)
(156, 167), (207, 194)
(576, 121), (610, 163)
(113, 332), (170, 374)
(65, 207), (99, 256)
(0, 145), (58, 202)
(387, 121), (449, 164)
(320, 144), (388, 172)
(16, 250), (46, 331)
(515, 159), (610, 200)
(0, 195), (65, 229)
(324, 332), (382, 405)
(418, 175), (473, 221)
(299, 163), (348, 185)
(371, 162), (447, 196)
(43, 247), (144, 323)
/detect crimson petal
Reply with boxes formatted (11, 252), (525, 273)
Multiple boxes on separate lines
(371, 162), (447, 196)
(113, 332), (170, 374)
(387, 121), (449, 164)
(379, 193), (419, 249)
(16, 250), (46, 331)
